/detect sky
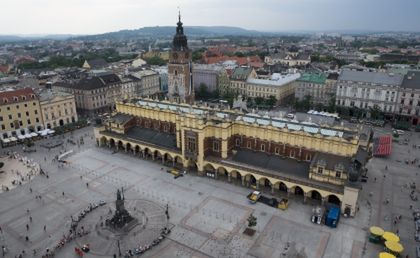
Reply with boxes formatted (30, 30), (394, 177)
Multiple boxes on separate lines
(1, 0), (419, 35)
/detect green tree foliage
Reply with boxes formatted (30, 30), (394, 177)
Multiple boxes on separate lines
(266, 95), (277, 107)
(192, 48), (206, 62)
(247, 214), (257, 228)
(144, 56), (167, 66)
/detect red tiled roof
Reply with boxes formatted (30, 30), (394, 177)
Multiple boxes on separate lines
(0, 88), (37, 106)
(373, 135), (392, 156)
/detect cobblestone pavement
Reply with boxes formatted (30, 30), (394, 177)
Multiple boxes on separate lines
(0, 125), (417, 257)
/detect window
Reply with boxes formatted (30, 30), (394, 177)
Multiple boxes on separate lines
(24, 104), (27, 107)
(27, 119), (31, 125)
(306, 154), (312, 161)
(274, 147), (280, 155)
(1, 125), (4, 130)
(336, 171), (341, 178)
(10, 123), (14, 128)
(213, 141), (220, 152)
(36, 118), (39, 123)
(33, 102), (36, 106)
(317, 167), (323, 174)
(16, 105), (19, 109)
(0, 116), (2, 121)
(7, 107), (10, 110)
(8, 114), (12, 119)
(235, 138), (241, 147)
(247, 141), (252, 149)
(18, 113), (21, 118)
(261, 144), (265, 152)
(26, 111), (29, 116)
(34, 110), (38, 115)
(186, 136), (196, 153)
(290, 150), (295, 158)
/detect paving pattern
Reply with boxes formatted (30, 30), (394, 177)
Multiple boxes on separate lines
(0, 125), (417, 257)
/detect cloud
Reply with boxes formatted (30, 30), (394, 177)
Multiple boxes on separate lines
(0, 0), (418, 34)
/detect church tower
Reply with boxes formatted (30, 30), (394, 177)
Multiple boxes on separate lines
(168, 12), (194, 103)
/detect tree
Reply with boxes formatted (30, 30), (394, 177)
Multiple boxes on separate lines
(302, 95), (312, 111)
(254, 97), (264, 106)
(327, 96), (336, 113)
(247, 214), (257, 228)
(266, 95), (277, 108)
(196, 83), (211, 100)
(144, 56), (166, 66)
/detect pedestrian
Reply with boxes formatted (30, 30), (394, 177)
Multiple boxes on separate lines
(25, 236), (29, 241)
(43, 225), (46, 231)
(26, 224), (29, 231)
(33, 249), (36, 255)
(26, 209), (29, 214)
(86, 182), (89, 188)
(374, 177), (376, 182)
(29, 216), (32, 223)
(29, 187), (32, 193)
(62, 192), (65, 196)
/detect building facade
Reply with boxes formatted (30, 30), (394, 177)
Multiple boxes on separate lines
(294, 73), (336, 105)
(53, 73), (123, 116)
(336, 70), (403, 114)
(95, 98), (370, 217)
(167, 14), (194, 103)
(192, 64), (223, 92)
(396, 71), (420, 125)
(264, 51), (311, 67)
(131, 70), (160, 97)
(38, 89), (78, 129)
(0, 88), (43, 137)
(246, 73), (300, 104)
(229, 67), (257, 96)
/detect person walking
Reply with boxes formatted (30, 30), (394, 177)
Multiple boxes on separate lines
(26, 224), (29, 231)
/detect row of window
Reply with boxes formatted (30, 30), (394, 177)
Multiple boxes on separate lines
(0, 110), (38, 121)
(317, 167), (341, 178)
(0, 102), (37, 112)
(1, 94), (36, 103)
(0, 117), (40, 130)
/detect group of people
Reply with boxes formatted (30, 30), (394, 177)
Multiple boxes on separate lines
(122, 227), (171, 258)
(1, 152), (40, 192)
(41, 201), (106, 258)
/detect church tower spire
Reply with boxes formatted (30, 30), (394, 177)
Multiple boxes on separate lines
(167, 12), (194, 104)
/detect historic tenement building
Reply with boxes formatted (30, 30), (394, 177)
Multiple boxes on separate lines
(94, 98), (371, 217)
(167, 13), (194, 104)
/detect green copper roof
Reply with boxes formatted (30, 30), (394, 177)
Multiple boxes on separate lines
(297, 73), (326, 84)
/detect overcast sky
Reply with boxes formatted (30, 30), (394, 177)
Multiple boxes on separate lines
(1, 0), (419, 35)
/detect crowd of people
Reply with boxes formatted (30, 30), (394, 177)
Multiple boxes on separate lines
(121, 227), (171, 258)
(1, 152), (40, 192)
(40, 201), (106, 258)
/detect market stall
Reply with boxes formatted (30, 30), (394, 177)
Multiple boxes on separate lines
(369, 226), (385, 244)
(384, 241), (403, 256)
(379, 252), (396, 258)
(382, 232), (400, 243)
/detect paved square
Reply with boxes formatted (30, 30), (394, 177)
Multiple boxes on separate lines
(0, 125), (417, 258)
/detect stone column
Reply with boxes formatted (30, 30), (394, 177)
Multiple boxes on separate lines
(228, 173), (232, 183)
(321, 197), (327, 206)
(241, 177), (246, 186)
(162, 156), (165, 164)
(303, 192), (308, 203)
(214, 170), (218, 180)
(142, 151), (145, 158)
(172, 160), (175, 167)
(271, 184), (275, 194)
(287, 188), (292, 198)
(255, 180), (260, 190)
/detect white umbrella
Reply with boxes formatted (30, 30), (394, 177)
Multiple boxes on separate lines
(30, 132), (38, 137)
(10, 137), (17, 141)
(2, 138), (10, 143)
(18, 135), (25, 140)
(47, 129), (55, 134)
(24, 134), (32, 139)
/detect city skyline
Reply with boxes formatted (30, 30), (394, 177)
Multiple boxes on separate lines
(1, 0), (419, 35)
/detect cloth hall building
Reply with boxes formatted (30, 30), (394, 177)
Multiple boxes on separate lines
(94, 98), (370, 217)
